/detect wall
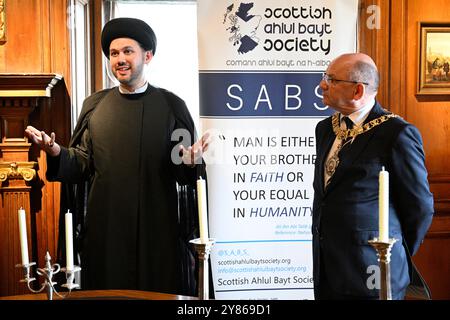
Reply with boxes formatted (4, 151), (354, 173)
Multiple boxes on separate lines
(360, 0), (450, 299)
(401, 0), (450, 300)
(0, 0), (71, 296)
(0, 0), (70, 77)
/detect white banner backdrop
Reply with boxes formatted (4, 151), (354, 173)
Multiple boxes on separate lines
(197, 0), (359, 299)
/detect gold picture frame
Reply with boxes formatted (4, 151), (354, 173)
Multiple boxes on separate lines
(417, 22), (450, 95)
(0, 0), (5, 44)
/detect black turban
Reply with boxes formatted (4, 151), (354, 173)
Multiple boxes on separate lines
(101, 17), (157, 58)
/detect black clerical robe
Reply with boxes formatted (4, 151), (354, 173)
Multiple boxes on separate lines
(47, 86), (201, 295)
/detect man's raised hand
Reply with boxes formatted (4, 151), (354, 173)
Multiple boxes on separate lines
(25, 126), (61, 157)
(179, 132), (210, 167)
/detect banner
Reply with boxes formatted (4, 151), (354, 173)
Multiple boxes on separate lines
(197, 0), (359, 299)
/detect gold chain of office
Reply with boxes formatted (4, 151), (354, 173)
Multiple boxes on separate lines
(332, 112), (399, 140)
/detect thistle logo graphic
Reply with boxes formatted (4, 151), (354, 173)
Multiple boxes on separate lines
(223, 2), (262, 54)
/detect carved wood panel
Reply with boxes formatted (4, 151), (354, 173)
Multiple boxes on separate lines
(0, 73), (70, 297)
(0, 0), (71, 298)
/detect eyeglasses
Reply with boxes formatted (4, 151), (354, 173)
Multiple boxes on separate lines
(322, 73), (369, 86)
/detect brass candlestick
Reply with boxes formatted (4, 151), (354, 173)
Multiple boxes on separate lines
(368, 238), (398, 300)
(190, 238), (215, 300)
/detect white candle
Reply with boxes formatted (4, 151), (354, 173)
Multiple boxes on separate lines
(197, 177), (209, 243)
(18, 208), (29, 266)
(379, 167), (389, 242)
(65, 210), (74, 271)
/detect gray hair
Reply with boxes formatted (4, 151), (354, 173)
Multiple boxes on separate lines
(348, 61), (379, 94)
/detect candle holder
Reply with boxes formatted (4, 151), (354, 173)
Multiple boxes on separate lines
(190, 238), (215, 300)
(368, 237), (398, 300)
(16, 251), (81, 300)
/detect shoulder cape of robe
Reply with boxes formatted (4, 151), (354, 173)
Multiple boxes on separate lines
(49, 86), (204, 295)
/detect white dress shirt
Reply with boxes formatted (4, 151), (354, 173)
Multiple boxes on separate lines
(119, 82), (149, 94)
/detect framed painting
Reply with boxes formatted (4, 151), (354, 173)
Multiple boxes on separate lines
(417, 22), (450, 95)
(0, 0), (5, 44)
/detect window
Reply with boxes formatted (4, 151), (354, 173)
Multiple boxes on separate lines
(108, 0), (200, 129)
(69, 0), (92, 132)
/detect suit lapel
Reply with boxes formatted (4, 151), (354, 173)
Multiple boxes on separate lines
(317, 117), (337, 193)
(325, 102), (387, 193)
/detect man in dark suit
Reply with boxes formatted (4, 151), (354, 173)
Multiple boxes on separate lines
(312, 53), (434, 299)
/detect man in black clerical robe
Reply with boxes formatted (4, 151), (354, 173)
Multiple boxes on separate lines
(25, 18), (207, 296)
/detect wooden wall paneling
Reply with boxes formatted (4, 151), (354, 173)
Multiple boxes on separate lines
(412, 228), (450, 299)
(0, 0), (71, 75)
(50, 0), (72, 93)
(0, 74), (67, 296)
(389, 0), (407, 116)
(30, 79), (71, 272)
(0, 0), (72, 298)
(390, 0), (450, 300)
(0, 0), (6, 63)
(358, 0), (390, 108)
(1, 190), (33, 295)
(2, 0), (43, 73)
(41, 0), (51, 73)
(0, 89), (39, 295)
(405, 0), (450, 176)
(360, 0), (450, 299)
(429, 175), (450, 216)
(92, 0), (104, 92)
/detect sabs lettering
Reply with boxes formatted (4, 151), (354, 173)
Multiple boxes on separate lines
(226, 84), (324, 111)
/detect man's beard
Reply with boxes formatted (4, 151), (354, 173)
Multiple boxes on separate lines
(114, 60), (145, 87)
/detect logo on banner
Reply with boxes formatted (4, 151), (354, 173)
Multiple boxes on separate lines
(218, 249), (250, 257)
(223, 2), (262, 54)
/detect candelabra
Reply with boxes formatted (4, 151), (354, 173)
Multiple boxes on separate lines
(190, 238), (215, 300)
(16, 251), (81, 300)
(368, 237), (398, 300)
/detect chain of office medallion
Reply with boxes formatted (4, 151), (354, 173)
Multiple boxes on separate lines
(332, 112), (399, 140)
